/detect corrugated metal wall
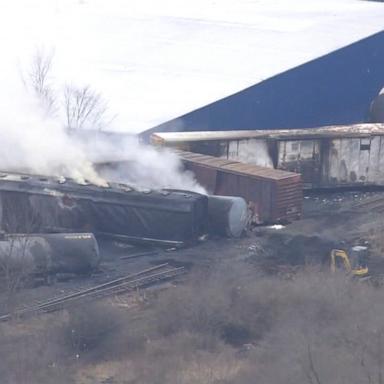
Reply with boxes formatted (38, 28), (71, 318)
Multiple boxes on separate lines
(325, 136), (384, 185)
(145, 31), (384, 139)
(223, 135), (384, 188)
(183, 134), (384, 188)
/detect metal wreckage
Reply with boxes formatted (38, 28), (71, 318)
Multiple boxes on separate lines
(0, 173), (207, 245)
(0, 171), (250, 277)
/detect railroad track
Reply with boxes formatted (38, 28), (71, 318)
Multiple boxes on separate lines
(354, 195), (384, 213)
(0, 263), (185, 321)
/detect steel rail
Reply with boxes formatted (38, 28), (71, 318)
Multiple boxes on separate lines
(40, 267), (185, 311)
(0, 264), (185, 321)
(30, 263), (169, 309)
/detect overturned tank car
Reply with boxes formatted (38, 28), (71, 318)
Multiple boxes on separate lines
(0, 233), (100, 276)
(0, 173), (208, 247)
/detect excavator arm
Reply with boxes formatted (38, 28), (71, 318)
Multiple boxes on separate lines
(330, 248), (369, 277)
(330, 249), (352, 273)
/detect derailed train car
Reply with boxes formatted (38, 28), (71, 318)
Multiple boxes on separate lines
(174, 150), (302, 224)
(0, 173), (208, 247)
(151, 124), (384, 189)
(0, 233), (100, 276)
(95, 152), (302, 224)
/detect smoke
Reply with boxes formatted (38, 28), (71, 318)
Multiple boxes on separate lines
(0, 53), (203, 192)
(0, 63), (101, 185)
(76, 132), (206, 193)
(0, 1), (204, 192)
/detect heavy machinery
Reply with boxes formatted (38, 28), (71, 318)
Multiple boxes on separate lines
(330, 246), (369, 277)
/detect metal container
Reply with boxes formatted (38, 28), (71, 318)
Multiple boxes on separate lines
(0, 173), (208, 247)
(175, 150), (302, 224)
(207, 196), (248, 237)
(0, 233), (100, 275)
(151, 125), (384, 189)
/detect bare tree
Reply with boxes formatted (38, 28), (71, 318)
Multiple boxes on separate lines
(25, 49), (115, 128)
(0, 195), (41, 312)
(28, 49), (57, 116)
(0, 237), (32, 291)
(64, 85), (113, 130)
(0, 235), (34, 313)
(29, 50), (53, 94)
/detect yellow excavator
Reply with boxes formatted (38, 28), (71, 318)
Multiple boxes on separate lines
(330, 246), (369, 277)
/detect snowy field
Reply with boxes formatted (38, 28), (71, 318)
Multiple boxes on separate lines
(0, 0), (384, 132)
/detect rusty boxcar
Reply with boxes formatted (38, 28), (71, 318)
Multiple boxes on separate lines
(174, 150), (302, 224)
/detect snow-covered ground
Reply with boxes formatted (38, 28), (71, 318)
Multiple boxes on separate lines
(1, 0), (384, 132)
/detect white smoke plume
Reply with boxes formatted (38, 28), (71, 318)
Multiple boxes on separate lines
(76, 132), (206, 193)
(0, 63), (103, 185)
(0, 1), (204, 193)
(0, 54), (203, 192)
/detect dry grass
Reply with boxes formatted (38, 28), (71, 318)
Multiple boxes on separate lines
(1, 261), (384, 383)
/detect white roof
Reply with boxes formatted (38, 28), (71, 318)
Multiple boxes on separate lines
(151, 123), (384, 143)
(1, 0), (384, 132)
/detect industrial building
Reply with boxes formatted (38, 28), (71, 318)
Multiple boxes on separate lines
(152, 123), (384, 189)
(140, 1), (384, 138)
